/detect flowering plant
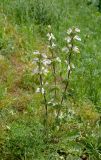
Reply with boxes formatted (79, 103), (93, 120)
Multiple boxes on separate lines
(32, 26), (81, 140)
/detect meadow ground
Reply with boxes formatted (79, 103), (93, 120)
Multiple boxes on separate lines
(0, 0), (101, 159)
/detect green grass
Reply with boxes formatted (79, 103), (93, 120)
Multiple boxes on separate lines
(0, 0), (101, 159)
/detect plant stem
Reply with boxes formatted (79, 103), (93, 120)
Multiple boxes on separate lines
(61, 52), (72, 105)
(52, 51), (57, 98)
(57, 37), (73, 120)
(50, 40), (57, 99)
(39, 56), (48, 141)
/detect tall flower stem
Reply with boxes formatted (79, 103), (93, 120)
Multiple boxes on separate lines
(38, 55), (48, 141)
(61, 36), (74, 105)
(50, 47), (57, 99)
(57, 37), (74, 120)
(60, 52), (72, 105)
(47, 29), (57, 99)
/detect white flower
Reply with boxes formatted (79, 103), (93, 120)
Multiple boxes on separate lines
(48, 101), (51, 105)
(33, 67), (39, 74)
(65, 60), (68, 64)
(36, 87), (40, 93)
(71, 63), (75, 69)
(43, 69), (49, 75)
(75, 28), (80, 33)
(41, 88), (45, 94)
(53, 102), (58, 106)
(67, 28), (72, 35)
(47, 33), (55, 41)
(74, 35), (81, 41)
(50, 33), (55, 40)
(33, 50), (40, 55)
(41, 67), (49, 75)
(56, 57), (61, 63)
(36, 87), (45, 94)
(42, 66), (45, 70)
(52, 42), (56, 48)
(42, 59), (51, 66)
(68, 44), (72, 48)
(48, 98), (54, 105)
(62, 47), (69, 53)
(73, 46), (80, 53)
(42, 53), (47, 59)
(67, 65), (71, 71)
(47, 33), (50, 40)
(47, 33), (50, 37)
(33, 58), (39, 62)
(65, 36), (71, 43)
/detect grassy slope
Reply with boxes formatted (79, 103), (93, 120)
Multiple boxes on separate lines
(0, 0), (101, 159)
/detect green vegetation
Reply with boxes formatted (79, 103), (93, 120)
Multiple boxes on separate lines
(0, 0), (101, 159)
